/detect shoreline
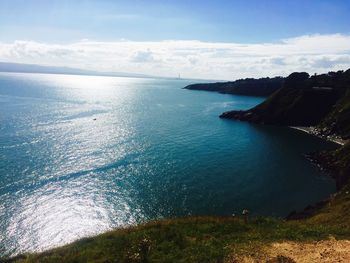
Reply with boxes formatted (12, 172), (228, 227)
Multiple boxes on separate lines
(289, 126), (346, 146)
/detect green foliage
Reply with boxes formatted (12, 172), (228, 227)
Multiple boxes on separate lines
(284, 72), (309, 89)
(184, 77), (284, 97)
(220, 68), (350, 127)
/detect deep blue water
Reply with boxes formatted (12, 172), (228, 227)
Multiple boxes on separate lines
(0, 73), (337, 255)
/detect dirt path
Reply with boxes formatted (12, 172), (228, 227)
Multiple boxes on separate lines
(228, 238), (350, 262)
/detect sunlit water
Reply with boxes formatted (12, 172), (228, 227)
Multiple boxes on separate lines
(0, 73), (337, 256)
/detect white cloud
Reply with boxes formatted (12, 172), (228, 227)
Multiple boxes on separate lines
(0, 34), (350, 80)
(131, 49), (156, 63)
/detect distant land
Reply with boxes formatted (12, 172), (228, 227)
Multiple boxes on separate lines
(0, 62), (215, 82)
(0, 62), (156, 79)
(184, 77), (284, 97)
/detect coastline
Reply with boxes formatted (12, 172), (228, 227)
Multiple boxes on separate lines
(289, 126), (346, 146)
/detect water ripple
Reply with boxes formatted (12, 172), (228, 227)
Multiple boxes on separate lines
(0, 73), (337, 256)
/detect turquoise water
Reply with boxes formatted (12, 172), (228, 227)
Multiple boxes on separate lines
(0, 73), (336, 255)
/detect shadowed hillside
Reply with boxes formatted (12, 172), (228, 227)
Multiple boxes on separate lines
(219, 70), (349, 127)
(184, 77), (284, 97)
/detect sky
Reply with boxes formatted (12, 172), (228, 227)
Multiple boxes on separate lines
(0, 0), (350, 80)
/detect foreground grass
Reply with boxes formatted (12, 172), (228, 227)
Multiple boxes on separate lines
(3, 183), (350, 262)
(7, 204), (350, 263)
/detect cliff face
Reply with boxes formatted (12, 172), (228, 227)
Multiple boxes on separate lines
(184, 77), (284, 97)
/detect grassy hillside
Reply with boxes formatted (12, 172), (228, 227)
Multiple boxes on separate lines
(220, 87), (341, 126)
(220, 70), (350, 125)
(7, 210), (350, 263)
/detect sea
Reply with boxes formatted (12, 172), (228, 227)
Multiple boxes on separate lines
(0, 72), (337, 255)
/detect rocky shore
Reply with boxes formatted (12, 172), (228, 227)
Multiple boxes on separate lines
(219, 109), (257, 121)
(289, 126), (346, 146)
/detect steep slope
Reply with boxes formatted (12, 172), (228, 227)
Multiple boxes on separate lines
(6, 216), (350, 263)
(219, 71), (349, 126)
(220, 86), (341, 126)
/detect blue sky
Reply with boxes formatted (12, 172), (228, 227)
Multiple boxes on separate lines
(1, 0), (349, 42)
(0, 0), (350, 78)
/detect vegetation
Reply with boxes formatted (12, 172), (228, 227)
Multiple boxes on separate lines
(184, 77), (284, 97)
(6, 211), (350, 263)
(220, 86), (340, 125)
(219, 70), (350, 125)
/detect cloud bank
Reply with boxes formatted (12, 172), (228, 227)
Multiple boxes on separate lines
(0, 34), (350, 80)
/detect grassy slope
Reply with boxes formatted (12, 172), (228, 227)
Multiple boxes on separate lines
(307, 183), (350, 227)
(10, 213), (350, 263)
(220, 87), (341, 126)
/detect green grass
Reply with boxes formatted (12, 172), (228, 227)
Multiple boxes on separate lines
(7, 209), (350, 263)
(307, 183), (350, 227)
